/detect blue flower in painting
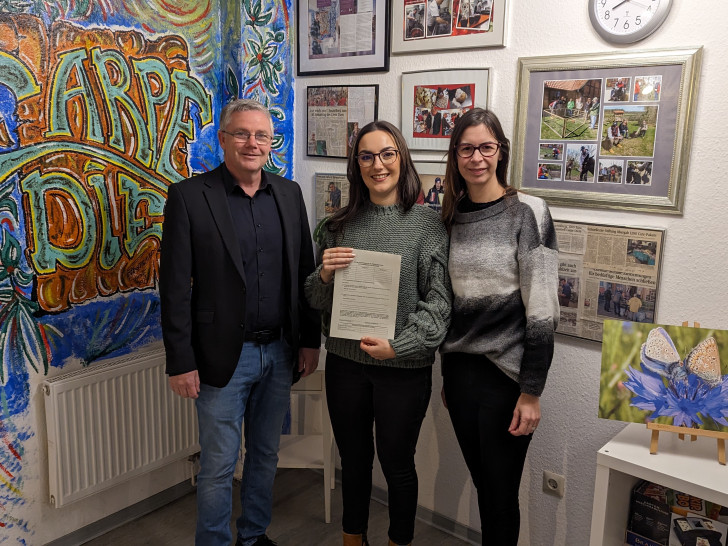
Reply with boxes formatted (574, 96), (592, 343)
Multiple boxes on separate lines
(624, 365), (728, 428)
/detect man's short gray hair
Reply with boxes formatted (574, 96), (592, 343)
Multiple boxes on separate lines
(219, 99), (274, 134)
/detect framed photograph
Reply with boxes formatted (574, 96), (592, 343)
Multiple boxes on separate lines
(401, 68), (489, 151)
(307, 85), (379, 159)
(600, 320), (728, 433)
(391, 0), (506, 54)
(296, 0), (389, 76)
(315, 173), (350, 223)
(414, 160), (446, 213)
(512, 48), (702, 214)
(554, 219), (665, 343)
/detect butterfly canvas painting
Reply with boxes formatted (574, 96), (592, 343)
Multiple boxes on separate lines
(600, 320), (728, 431)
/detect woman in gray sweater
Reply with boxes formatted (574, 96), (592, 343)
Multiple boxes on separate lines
(305, 121), (451, 546)
(440, 108), (559, 545)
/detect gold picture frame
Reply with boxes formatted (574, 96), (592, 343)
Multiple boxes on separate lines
(512, 47), (702, 214)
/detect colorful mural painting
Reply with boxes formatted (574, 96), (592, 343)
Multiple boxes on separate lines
(0, 0), (295, 540)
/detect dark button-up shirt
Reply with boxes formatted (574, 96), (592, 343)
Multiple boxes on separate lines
(223, 165), (285, 331)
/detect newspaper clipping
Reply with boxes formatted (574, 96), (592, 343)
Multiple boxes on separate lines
(315, 173), (349, 223)
(554, 221), (664, 342)
(307, 85), (378, 158)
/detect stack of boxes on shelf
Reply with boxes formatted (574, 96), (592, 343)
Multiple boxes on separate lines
(626, 481), (728, 546)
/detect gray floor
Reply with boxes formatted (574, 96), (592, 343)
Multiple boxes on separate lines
(83, 468), (472, 545)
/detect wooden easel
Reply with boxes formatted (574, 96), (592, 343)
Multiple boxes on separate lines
(646, 321), (728, 465)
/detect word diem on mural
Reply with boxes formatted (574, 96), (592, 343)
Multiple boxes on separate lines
(0, 19), (212, 312)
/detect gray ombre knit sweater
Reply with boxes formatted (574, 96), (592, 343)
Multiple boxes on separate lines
(305, 202), (452, 368)
(441, 193), (559, 396)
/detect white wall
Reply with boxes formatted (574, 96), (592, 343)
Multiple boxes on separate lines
(293, 1), (728, 543)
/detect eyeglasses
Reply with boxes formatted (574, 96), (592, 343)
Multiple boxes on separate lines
(454, 142), (500, 158)
(221, 130), (272, 145)
(356, 149), (400, 167)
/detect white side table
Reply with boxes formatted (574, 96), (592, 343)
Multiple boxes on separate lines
(277, 350), (335, 523)
(589, 423), (728, 546)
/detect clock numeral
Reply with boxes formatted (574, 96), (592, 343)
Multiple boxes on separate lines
(604, 9), (610, 19)
(600, 0), (606, 5)
(635, 15), (642, 25)
(613, 17), (619, 29)
(623, 20), (630, 29)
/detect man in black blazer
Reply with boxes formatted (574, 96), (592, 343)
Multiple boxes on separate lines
(160, 99), (320, 546)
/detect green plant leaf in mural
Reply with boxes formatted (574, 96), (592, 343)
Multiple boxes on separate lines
(269, 107), (285, 121)
(0, 292), (49, 384)
(226, 65), (240, 98)
(243, 0), (273, 27)
(0, 181), (51, 384)
(0, 180), (19, 222)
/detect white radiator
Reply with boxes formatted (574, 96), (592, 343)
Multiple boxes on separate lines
(42, 345), (199, 507)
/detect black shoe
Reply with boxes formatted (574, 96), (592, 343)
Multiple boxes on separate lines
(253, 536), (278, 546)
(235, 534), (278, 546)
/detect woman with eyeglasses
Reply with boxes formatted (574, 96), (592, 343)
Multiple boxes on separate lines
(305, 120), (451, 546)
(440, 108), (559, 545)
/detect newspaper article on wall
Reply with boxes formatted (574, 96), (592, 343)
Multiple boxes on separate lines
(554, 220), (665, 342)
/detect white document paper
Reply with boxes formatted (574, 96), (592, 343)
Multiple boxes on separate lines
(329, 249), (401, 340)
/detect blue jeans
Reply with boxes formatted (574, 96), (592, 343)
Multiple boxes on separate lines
(195, 339), (293, 546)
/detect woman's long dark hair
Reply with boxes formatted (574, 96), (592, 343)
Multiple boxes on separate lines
(327, 120), (421, 234)
(441, 108), (516, 232)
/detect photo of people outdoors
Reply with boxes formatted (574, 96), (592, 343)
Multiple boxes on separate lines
(564, 143), (596, 182)
(597, 159), (623, 183)
(537, 162), (562, 181)
(600, 105), (658, 156)
(539, 142), (563, 160)
(605, 77), (631, 102)
(412, 84), (473, 138)
(540, 78), (602, 140)
(634, 75), (662, 101)
(625, 161), (653, 185)
(627, 239), (657, 266)
(456, 0), (493, 31)
(596, 283), (656, 323)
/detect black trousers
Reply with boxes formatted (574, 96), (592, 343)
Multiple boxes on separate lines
(442, 353), (532, 546)
(325, 352), (432, 545)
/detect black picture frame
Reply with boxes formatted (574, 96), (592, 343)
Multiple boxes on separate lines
(296, 0), (390, 76)
(306, 85), (379, 159)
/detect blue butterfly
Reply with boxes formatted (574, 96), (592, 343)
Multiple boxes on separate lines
(640, 327), (722, 388)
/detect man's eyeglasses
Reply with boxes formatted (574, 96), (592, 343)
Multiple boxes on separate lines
(221, 130), (272, 145)
(454, 142), (500, 158)
(356, 149), (400, 167)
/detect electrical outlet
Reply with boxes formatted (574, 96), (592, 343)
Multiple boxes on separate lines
(543, 470), (565, 498)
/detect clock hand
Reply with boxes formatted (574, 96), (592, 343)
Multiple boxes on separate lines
(629, 0), (649, 8)
(611, 0), (630, 9)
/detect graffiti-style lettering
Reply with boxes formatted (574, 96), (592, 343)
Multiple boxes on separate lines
(157, 69), (212, 183)
(0, 51), (40, 100)
(91, 48), (153, 167)
(118, 174), (165, 256)
(46, 49), (104, 143)
(0, 19), (213, 312)
(21, 170), (96, 273)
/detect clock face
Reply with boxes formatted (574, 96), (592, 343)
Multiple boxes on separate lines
(590, 0), (673, 44)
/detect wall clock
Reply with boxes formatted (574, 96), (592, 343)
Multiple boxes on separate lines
(589, 0), (673, 44)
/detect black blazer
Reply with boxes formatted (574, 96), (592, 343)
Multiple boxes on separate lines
(159, 165), (320, 388)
